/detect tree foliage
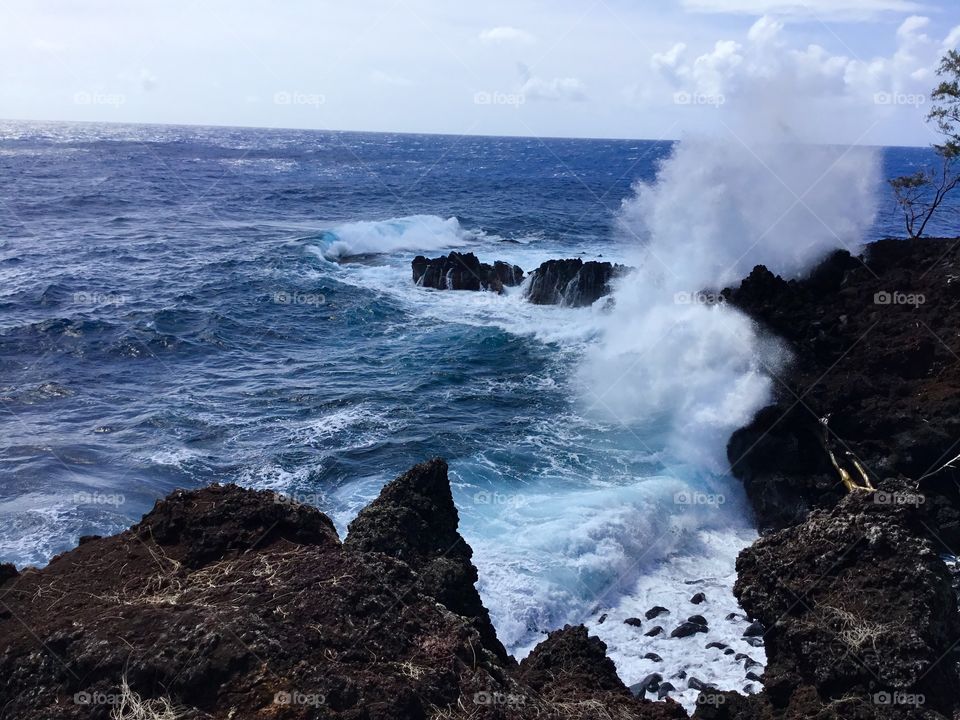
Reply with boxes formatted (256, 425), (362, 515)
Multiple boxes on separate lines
(889, 49), (960, 239)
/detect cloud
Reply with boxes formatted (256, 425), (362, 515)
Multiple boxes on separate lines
(517, 63), (586, 102)
(681, 0), (923, 21)
(479, 26), (536, 44)
(654, 13), (959, 103)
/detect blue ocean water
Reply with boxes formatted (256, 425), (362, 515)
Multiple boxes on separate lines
(0, 121), (955, 698)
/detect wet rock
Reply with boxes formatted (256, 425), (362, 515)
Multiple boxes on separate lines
(670, 621), (708, 638)
(644, 652), (663, 662)
(687, 677), (716, 692)
(645, 625), (664, 637)
(0, 563), (18, 585)
(723, 648), (735, 656)
(658, 682), (676, 699)
(745, 671), (763, 683)
(645, 606), (670, 619)
(630, 673), (662, 697)
(690, 592), (707, 604)
(412, 252), (523, 293)
(744, 637), (764, 648)
(624, 617), (644, 627)
(725, 612), (741, 621)
(687, 614), (707, 626)
(598, 613), (607, 624)
(524, 258), (628, 307)
(742, 621), (764, 637)
(705, 641), (727, 651)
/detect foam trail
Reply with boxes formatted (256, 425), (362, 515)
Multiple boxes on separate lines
(314, 214), (472, 261)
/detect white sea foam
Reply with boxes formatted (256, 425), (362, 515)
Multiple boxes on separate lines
(313, 214), (473, 261)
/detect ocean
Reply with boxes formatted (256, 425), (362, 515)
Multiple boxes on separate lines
(0, 120), (953, 707)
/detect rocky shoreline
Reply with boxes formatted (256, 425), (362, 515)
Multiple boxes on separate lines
(3, 238), (960, 718)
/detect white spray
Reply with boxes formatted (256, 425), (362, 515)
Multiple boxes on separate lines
(580, 26), (881, 470)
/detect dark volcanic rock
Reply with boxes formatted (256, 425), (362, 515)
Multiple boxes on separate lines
(345, 457), (508, 662)
(690, 592), (707, 604)
(645, 625), (664, 637)
(524, 258), (628, 307)
(671, 621), (708, 638)
(519, 625), (686, 719)
(0, 466), (684, 720)
(724, 241), (960, 543)
(646, 605), (670, 619)
(412, 252), (523, 293)
(625, 617), (644, 627)
(711, 479), (960, 719)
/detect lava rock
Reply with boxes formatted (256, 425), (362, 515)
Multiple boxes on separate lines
(624, 617), (644, 627)
(645, 626), (664, 637)
(742, 620), (764, 637)
(629, 673), (662, 697)
(705, 642), (727, 650)
(690, 592), (707, 604)
(524, 258), (628, 307)
(658, 682), (676, 699)
(687, 614), (707, 626)
(412, 252), (523, 293)
(644, 652), (663, 662)
(670, 621), (708, 638)
(645, 606), (670, 619)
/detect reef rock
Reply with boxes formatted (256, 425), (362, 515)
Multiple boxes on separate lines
(524, 258), (628, 307)
(412, 252), (524, 293)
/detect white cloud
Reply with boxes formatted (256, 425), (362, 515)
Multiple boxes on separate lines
(479, 26), (536, 44)
(681, 0), (923, 20)
(517, 63), (585, 101)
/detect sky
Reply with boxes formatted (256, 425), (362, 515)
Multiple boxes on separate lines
(2, 0), (960, 145)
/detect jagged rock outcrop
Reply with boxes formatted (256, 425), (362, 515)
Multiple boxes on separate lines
(524, 258), (628, 307)
(694, 479), (960, 719)
(725, 240), (960, 545)
(345, 458), (509, 663)
(412, 252), (524, 293)
(518, 625), (686, 719)
(0, 463), (680, 719)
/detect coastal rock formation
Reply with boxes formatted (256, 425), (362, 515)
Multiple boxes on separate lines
(345, 458), (509, 663)
(412, 252), (524, 293)
(695, 479), (960, 719)
(0, 462), (679, 720)
(518, 625), (686, 719)
(524, 258), (628, 307)
(725, 239), (960, 545)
